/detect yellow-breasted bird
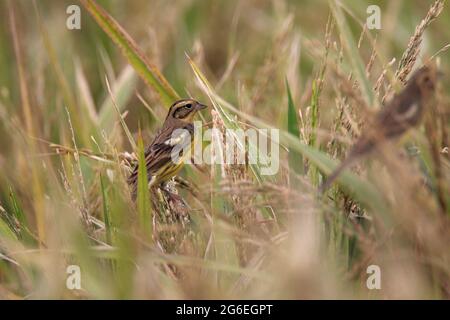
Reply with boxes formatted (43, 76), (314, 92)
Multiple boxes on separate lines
(128, 99), (207, 198)
(319, 64), (440, 192)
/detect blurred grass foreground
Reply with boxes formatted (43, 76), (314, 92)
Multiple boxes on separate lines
(0, 0), (449, 299)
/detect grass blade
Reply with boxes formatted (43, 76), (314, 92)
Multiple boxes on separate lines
(80, 0), (179, 107)
(188, 56), (277, 221)
(187, 55), (271, 184)
(100, 174), (113, 245)
(105, 76), (137, 151)
(329, 0), (375, 107)
(0, 218), (17, 241)
(33, 1), (92, 145)
(286, 79), (303, 177)
(99, 65), (137, 130)
(136, 133), (152, 242)
(213, 94), (390, 218)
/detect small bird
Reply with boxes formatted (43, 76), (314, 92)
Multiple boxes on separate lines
(320, 64), (440, 192)
(128, 99), (207, 198)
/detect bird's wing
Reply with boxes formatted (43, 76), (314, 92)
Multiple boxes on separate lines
(376, 90), (422, 139)
(128, 123), (194, 188)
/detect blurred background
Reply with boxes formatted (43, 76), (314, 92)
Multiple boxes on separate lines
(0, 0), (449, 299)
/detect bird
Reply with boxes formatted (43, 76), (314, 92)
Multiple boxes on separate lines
(319, 64), (440, 192)
(128, 99), (207, 198)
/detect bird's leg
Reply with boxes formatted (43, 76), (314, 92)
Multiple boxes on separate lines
(160, 178), (177, 194)
(160, 179), (186, 205)
(173, 176), (199, 197)
(160, 179), (191, 224)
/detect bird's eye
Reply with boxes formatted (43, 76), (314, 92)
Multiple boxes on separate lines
(185, 103), (193, 109)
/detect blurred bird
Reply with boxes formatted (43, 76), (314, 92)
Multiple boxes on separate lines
(319, 64), (440, 192)
(128, 99), (207, 198)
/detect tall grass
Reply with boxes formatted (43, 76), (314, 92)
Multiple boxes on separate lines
(0, 0), (449, 299)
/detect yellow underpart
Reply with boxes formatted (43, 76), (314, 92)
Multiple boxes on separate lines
(150, 144), (192, 187)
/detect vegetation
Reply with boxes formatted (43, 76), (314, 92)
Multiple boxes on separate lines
(0, 0), (449, 299)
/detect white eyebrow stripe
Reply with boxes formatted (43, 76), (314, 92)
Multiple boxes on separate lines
(176, 100), (191, 107)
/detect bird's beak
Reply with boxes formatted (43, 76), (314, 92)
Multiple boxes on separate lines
(196, 103), (208, 110)
(437, 70), (445, 79)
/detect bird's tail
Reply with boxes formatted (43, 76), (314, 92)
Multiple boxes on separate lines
(319, 156), (356, 193)
(129, 181), (138, 201)
(128, 169), (138, 201)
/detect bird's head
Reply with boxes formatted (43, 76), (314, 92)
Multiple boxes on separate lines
(410, 63), (441, 98)
(166, 99), (208, 123)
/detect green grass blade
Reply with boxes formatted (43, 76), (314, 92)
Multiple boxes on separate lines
(284, 133), (388, 217)
(0, 202), (19, 241)
(99, 65), (137, 130)
(8, 188), (35, 244)
(187, 56), (271, 184)
(100, 174), (113, 245)
(309, 80), (320, 147)
(308, 80), (322, 185)
(286, 79), (303, 177)
(213, 94), (390, 219)
(34, 2), (92, 145)
(80, 0), (179, 107)
(0, 217), (17, 241)
(104, 76), (137, 150)
(9, 187), (26, 227)
(329, 0), (375, 107)
(136, 133), (152, 241)
(188, 56), (277, 221)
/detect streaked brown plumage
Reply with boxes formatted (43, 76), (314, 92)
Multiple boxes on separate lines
(320, 64), (440, 192)
(128, 99), (207, 198)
